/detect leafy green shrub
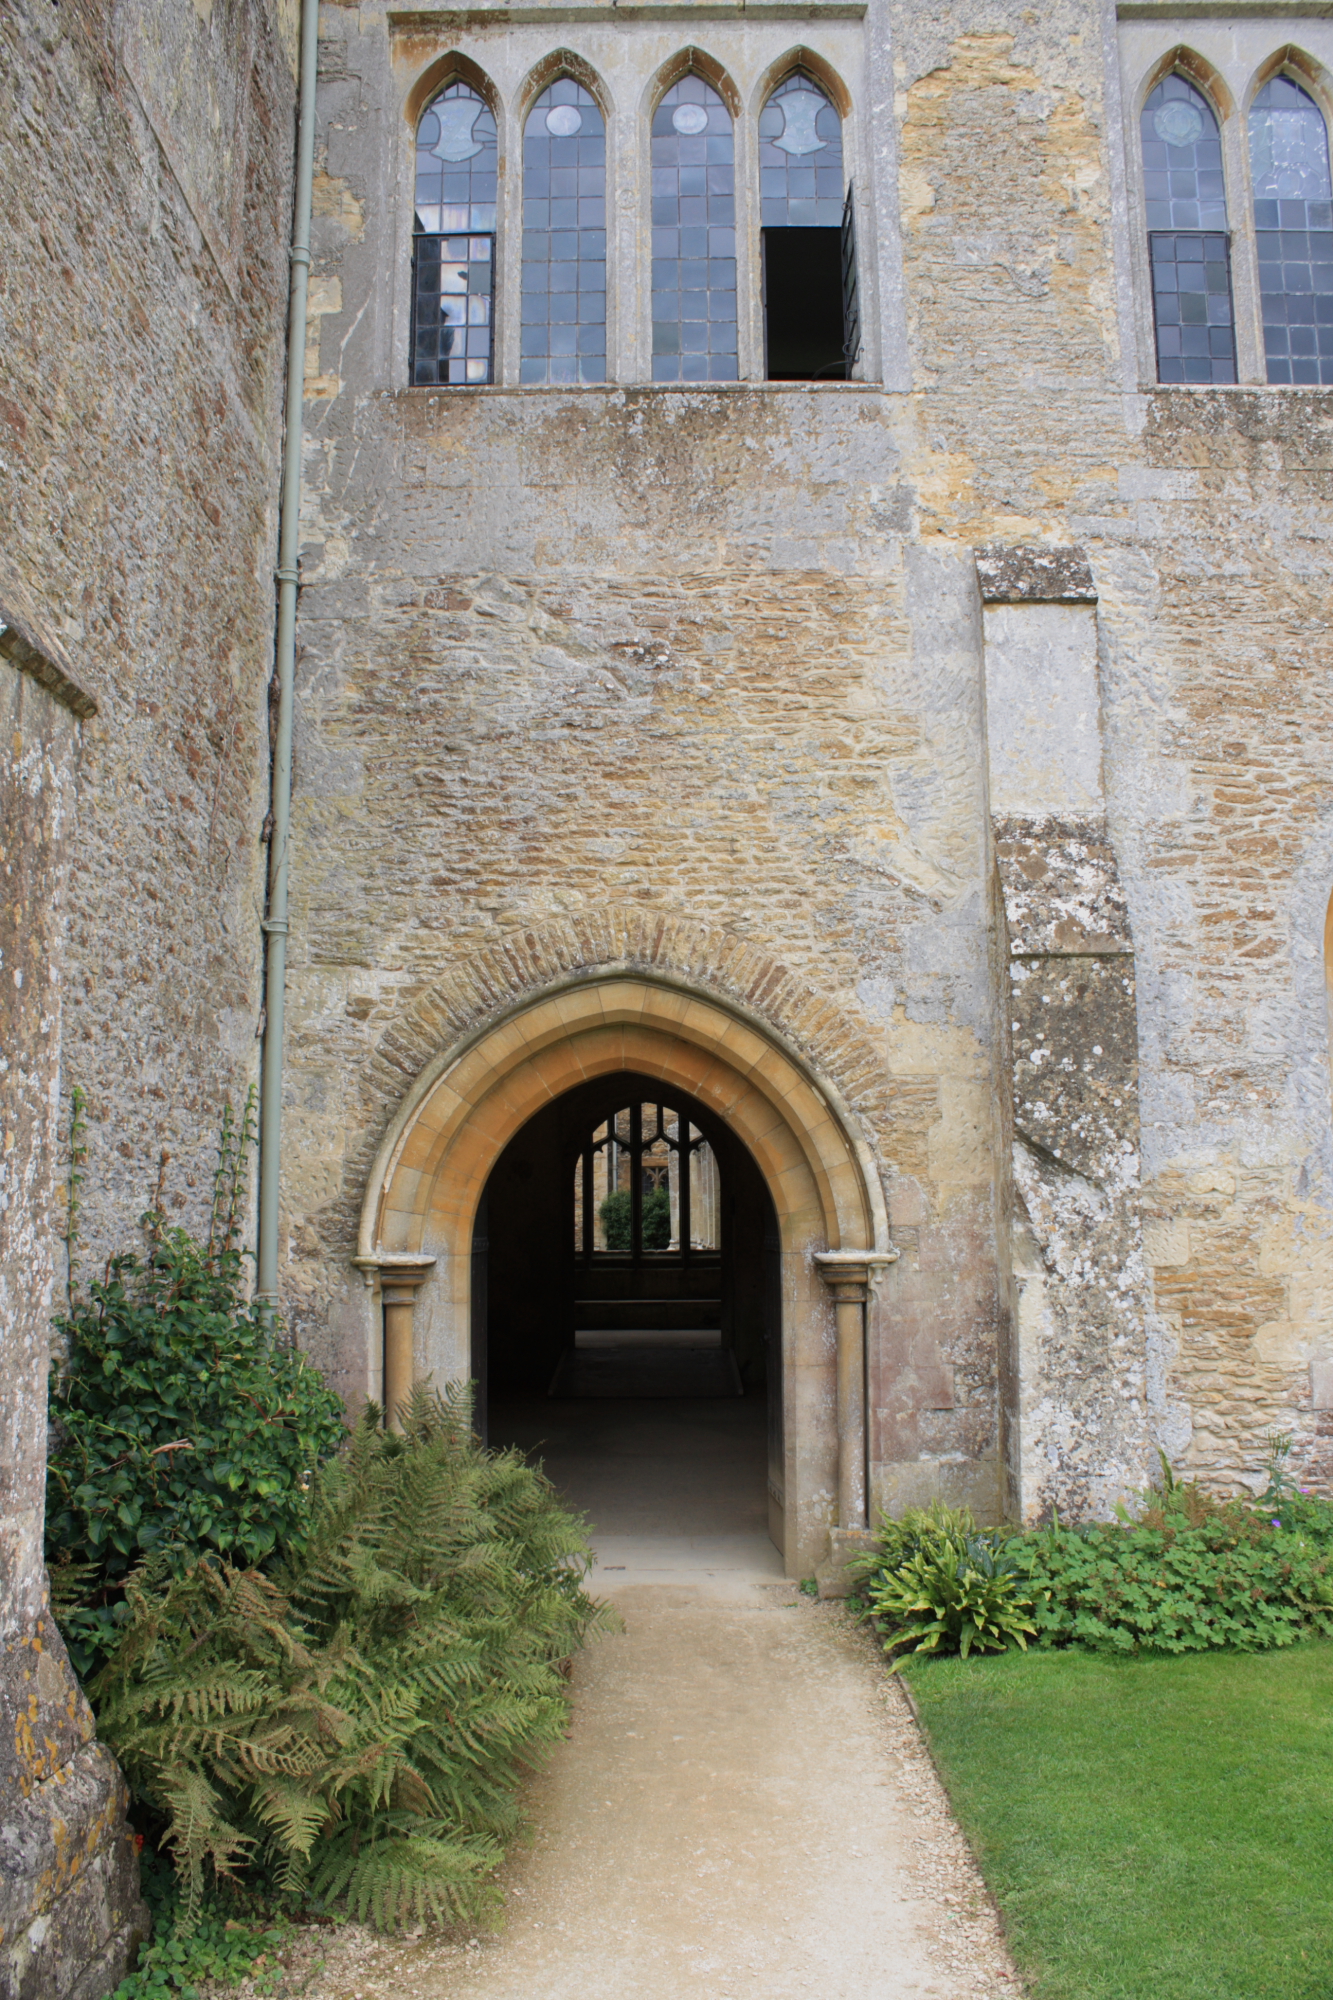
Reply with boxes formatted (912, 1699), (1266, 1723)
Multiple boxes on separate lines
(855, 1478), (1333, 1666)
(91, 1387), (609, 1932)
(46, 1104), (346, 1676)
(598, 1186), (670, 1249)
(855, 1504), (1036, 1665)
(1010, 1515), (1333, 1654)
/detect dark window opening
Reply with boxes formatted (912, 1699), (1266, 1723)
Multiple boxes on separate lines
(762, 227), (847, 379)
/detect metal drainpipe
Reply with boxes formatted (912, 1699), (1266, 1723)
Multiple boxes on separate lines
(256, 0), (318, 1313)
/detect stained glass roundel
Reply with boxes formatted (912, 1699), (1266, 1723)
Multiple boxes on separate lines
(672, 103), (709, 135)
(1153, 98), (1203, 149)
(1140, 74), (1226, 231)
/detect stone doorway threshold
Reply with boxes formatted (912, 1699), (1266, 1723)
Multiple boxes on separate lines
(294, 1402), (1021, 2000)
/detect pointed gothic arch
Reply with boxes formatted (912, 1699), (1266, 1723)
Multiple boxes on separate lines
(354, 971), (892, 1573)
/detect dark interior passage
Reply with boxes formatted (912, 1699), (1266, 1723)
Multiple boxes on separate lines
(476, 1071), (783, 1554)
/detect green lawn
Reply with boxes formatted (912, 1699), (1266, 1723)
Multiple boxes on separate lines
(900, 1642), (1333, 2000)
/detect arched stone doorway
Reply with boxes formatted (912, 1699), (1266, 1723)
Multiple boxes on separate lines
(354, 973), (891, 1577)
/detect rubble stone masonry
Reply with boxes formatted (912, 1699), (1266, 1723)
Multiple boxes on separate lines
(1, 3), (295, 1991)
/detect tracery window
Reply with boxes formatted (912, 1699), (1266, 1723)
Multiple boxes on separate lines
(1141, 74), (1237, 383)
(650, 75), (738, 382)
(1249, 75), (1333, 385)
(572, 1101), (721, 1257)
(521, 78), (607, 384)
(758, 71), (850, 378)
(411, 81), (498, 386)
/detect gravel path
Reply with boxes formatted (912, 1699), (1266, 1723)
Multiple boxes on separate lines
(283, 1576), (1021, 2000)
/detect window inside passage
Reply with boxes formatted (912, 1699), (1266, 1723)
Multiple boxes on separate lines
(412, 82), (497, 385)
(651, 76), (738, 382)
(573, 1102), (721, 1256)
(522, 79), (607, 384)
(759, 72), (846, 378)
(1141, 75), (1236, 383)
(1249, 75), (1333, 385)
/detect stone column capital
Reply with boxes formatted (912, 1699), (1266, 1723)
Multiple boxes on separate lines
(813, 1249), (899, 1302)
(351, 1252), (437, 1301)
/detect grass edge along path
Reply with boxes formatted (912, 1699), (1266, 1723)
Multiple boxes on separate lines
(900, 1641), (1333, 2000)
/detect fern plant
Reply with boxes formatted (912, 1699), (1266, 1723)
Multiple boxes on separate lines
(90, 1387), (610, 1932)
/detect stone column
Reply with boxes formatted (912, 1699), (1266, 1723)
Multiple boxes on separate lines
(351, 1254), (436, 1430)
(814, 1251), (899, 1531)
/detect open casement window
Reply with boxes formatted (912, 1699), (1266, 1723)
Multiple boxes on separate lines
(1141, 74), (1237, 383)
(841, 183), (862, 369)
(758, 73), (849, 379)
(411, 82), (497, 386)
(521, 78), (607, 384)
(1249, 75), (1333, 385)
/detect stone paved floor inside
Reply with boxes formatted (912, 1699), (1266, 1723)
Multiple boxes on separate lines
(300, 1396), (1020, 2000)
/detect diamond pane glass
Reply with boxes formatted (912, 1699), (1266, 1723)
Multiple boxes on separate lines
(758, 73), (844, 227)
(521, 78), (607, 385)
(650, 75), (737, 382)
(1249, 75), (1333, 385)
(412, 83), (498, 386)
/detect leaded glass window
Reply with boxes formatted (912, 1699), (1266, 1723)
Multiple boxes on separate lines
(758, 73), (844, 226)
(411, 82), (497, 387)
(1249, 75), (1333, 385)
(521, 79), (606, 385)
(1141, 75), (1236, 383)
(650, 76), (737, 382)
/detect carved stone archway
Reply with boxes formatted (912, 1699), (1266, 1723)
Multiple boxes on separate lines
(354, 970), (892, 1574)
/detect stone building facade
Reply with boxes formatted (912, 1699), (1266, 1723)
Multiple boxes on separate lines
(6, 0), (1333, 1984)
(1, 2), (297, 1991)
(287, 0), (1333, 1573)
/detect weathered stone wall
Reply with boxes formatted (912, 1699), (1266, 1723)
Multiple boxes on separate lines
(286, 386), (1007, 1523)
(1, 0), (293, 1263)
(287, 0), (1333, 1527)
(1, 3), (295, 1990)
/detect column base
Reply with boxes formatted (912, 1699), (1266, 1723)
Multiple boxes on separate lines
(815, 1527), (880, 1599)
